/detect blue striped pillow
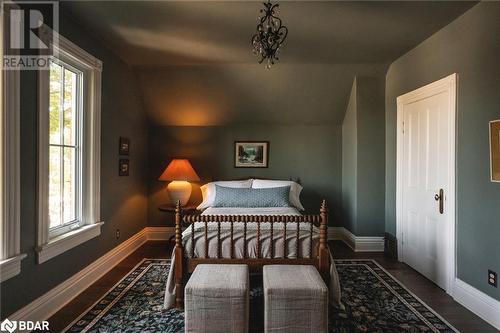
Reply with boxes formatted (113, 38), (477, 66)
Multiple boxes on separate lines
(213, 185), (291, 208)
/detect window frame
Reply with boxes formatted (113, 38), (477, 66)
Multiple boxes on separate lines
(0, 7), (26, 282)
(37, 31), (103, 264)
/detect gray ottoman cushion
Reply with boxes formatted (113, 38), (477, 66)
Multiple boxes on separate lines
(263, 265), (328, 333)
(185, 264), (249, 333)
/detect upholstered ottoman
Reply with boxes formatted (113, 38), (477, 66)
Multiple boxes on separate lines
(263, 265), (328, 333)
(185, 264), (249, 333)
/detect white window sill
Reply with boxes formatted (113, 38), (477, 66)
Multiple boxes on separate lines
(37, 222), (103, 264)
(0, 253), (27, 282)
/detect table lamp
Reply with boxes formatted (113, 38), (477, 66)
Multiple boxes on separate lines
(159, 159), (200, 206)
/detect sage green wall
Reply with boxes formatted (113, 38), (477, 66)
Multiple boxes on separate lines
(148, 125), (342, 227)
(385, 2), (500, 300)
(0, 12), (149, 317)
(341, 80), (358, 233)
(356, 77), (386, 237)
(341, 77), (386, 236)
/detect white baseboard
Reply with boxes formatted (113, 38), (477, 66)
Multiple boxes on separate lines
(328, 227), (344, 241)
(144, 226), (175, 241)
(453, 278), (500, 330)
(328, 227), (384, 252)
(9, 226), (173, 322)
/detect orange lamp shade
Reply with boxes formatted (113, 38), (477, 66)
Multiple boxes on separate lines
(158, 159), (200, 182)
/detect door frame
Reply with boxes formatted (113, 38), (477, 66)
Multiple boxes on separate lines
(396, 73), (457, 295)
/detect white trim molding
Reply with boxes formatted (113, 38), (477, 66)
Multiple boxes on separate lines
(0, 253), (27, 283)
(9, 227), (174, 322)
(396, 73), (457, 295)
(37, 223), (103, 264)
(0, 11), (25, 281)
(37, 31), (103, 263)
(145, 226), (175, 240)
(453, 279), (500, 330)
(329, 227), (384, 252)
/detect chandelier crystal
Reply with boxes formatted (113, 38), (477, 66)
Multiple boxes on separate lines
(251, 0), (288, 68)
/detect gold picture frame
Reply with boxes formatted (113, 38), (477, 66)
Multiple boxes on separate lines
(490, 120), (500, 182)
(234, 141), (269, 168)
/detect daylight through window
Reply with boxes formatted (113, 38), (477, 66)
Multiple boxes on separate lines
(48, 60), (82, 236)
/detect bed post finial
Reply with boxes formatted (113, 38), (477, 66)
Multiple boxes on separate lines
(174, 200), (184, 309)
(320, 199), (327, 214)
(319, 199), (329, 283)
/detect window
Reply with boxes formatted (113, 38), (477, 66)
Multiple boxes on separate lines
(37, 33), (103, 264)
(48, 60), (82, 238)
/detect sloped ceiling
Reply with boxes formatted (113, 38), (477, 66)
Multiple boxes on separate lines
(135, 63), (387, 126)
(63, 1), (475, 125)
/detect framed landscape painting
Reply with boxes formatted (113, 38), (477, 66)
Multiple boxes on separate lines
(235, 141), (269, 168)
(490, 120), (500, 182)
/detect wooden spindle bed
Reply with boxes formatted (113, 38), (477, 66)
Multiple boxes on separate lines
(173, 200), (330, 309)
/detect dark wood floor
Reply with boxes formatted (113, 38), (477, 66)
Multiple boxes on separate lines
(49, 241), (498, 333)
(329, 242), (498, 333)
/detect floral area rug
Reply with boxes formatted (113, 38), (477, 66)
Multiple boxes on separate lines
(63, 259), (458, 333)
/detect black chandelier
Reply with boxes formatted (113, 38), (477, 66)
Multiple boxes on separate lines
(251, 0), (288, 68)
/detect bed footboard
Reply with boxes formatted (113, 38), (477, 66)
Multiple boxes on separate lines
(173, 200), (330, 309)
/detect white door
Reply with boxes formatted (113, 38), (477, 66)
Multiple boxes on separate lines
(397, 75), (456, 291)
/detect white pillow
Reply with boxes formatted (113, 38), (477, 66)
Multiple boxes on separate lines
(197, 179), (253, 210)
(251, 179), (305, 211)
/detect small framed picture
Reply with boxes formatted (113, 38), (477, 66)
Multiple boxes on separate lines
(119, 159), (129, 176)
(490, 120), (500, 182)
(235, 141), (269, 168)
(119, 137), (130, 155)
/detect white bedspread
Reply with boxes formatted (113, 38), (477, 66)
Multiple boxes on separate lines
(163, 207), (342, 309)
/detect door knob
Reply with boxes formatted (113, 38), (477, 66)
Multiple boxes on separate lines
(434, 189), (444, 214)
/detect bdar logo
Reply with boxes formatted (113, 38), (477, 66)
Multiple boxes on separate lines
(0, 319), (17, 333)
